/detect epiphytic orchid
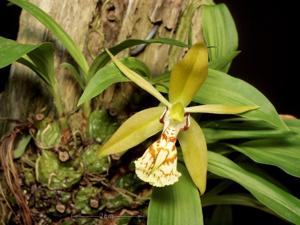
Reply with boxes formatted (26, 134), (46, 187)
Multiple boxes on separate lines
(97, 43), (257, 194)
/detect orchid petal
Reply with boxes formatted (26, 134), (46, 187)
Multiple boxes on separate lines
(169, 43), (208, 106)
(106, 49), (170, 107)
(98, 106), (164, 157)
(185, 104), (258, 114)
(178, 117), (207, 194)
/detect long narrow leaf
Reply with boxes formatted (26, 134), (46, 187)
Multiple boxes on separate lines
(208, 151), (300, 224)
(202, 4), (238, 72)
(203, 127), (294, 144)
(194, 69), (288, 130)
(21, 42), (64, 115)
(26, 43), (56, 86)
(148, 164), (203, 225)
(0, 22), (56, 88)
(14, 135), (31, 159)
(202, 194), (276, 217)
(208, 50), (240, 70)
(202, 118), (294, 144)
(9, 0), (89, 75)
(17, 57), (51, 85)
(285, 119), (300, 134)
(60, 62), (85, 90)
(230, 136), (300, 178)
(0, 36), (40, 68)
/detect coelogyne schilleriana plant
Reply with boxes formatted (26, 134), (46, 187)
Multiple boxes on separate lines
(97, 43), (257, 193)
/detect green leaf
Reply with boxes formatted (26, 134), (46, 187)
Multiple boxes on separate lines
(230, 136), (300, 178)
(168, 0), (203, 68)
(98, 106), (164, 157)
(61, 62), (85, 89)
(14, 135), (31, 159)
(208, 50), (240, 71)
(285, 119), (300, 134)
(0, 40), (57, 88)
(169, 43), (208, 106)
(17, 56), (51, 85)
(88, 38), (187, 78)
(178, 117), (207, 194)
(17, 43), (57, 88)
(194, 69), (288, 130)
(238, 161), (291, 192)
(148, 164), (203, 225)
(202, 194), (276, 217)
(78, 57), (150, 106)
(26, 43), (56, 86)
(202, 118), (295, 144)
(0, 36), (40, 69)
(9, 0), (89, 75)
(208, 151), (300, 224)
(18, 43), (64, 115)
(202, 4), (238, 72)
(106, 50), (170, 107)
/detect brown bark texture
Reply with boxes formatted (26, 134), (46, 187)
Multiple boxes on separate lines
(2, 0), (205, 126)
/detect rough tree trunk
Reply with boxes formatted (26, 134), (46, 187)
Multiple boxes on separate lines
(6, 0), (204, 121)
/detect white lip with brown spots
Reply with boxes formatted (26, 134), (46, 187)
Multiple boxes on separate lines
(134, 109), (190, 187)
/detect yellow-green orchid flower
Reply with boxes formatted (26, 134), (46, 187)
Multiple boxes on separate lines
(97, 43), (258, 194)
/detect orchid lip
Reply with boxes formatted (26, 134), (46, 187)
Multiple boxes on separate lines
(134, 109), (190, 187)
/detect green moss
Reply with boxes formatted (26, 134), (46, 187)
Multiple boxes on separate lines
(74, 186), (100, 214)
(81, 144), (110, 174)
(88, 110), (118, 143)
(36, 150), (83, 189)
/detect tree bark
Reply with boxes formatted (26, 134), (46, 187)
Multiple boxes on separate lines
(4, 0), (205, 123)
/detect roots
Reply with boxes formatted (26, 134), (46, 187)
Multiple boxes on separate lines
(0, 129), (33, 225)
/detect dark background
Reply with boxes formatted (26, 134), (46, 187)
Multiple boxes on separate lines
(0, 0), (21, 91)
(215, 0), (299, 118)
(0, 1), (298, 225)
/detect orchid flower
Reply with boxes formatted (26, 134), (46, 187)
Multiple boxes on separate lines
(97, 43), (257, 194)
